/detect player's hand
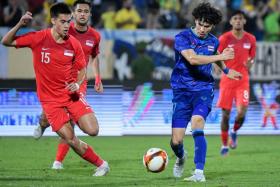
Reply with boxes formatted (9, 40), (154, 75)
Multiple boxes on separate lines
(221, 48), (234, 61)
(19, 12), (33, 26)
(95, 81), (104, 93)
(65, 82), (80, 93)
(226, 69), (242, 80)
(94, 75), (103, 93)
(245, 57), (254, 70)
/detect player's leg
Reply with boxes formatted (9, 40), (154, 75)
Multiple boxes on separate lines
(77, 113), (109, 176)
(270, 107), (278, 130)
(68, 97), (109, 176)
(56, 121), (109, 176)
(230, 105), (247, 149)
(217, 87), (234, 155)
(261, 112), (268, 128)
(230, 88), (249, 149)
(51, 121), (74, 169)
(33, 111), (51, 139)
(171, 128), (187, 178)
(184, 90), (213, 182)
(170, 89), (191, 178)
(220, 109), (231, 155)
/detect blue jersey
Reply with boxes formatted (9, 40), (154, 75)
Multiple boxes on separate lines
(171, 28), (219, 91)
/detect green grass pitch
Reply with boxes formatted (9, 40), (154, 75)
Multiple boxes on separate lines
(0, 136), (279, 187)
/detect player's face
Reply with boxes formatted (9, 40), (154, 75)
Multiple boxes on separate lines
(52, 14), (72, 38)
(73, 4), (91, 26)
(230, 14), (246, 31)
(194, 20), (213, 38)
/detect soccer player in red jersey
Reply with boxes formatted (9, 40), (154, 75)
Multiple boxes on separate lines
(1, 2), (109, 176)
(217, 10), (256, 156)
(33, 0), (104, 170)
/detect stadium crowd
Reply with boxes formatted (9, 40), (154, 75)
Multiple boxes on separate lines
(0, 0), (279, 41)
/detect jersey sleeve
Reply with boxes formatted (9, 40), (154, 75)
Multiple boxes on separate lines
(249, 35), (256, 59)
(73, 40), (86, 70)
(174, 33), (191, 52)
(214, 39), (220, 54)
(217, 35), (227, 54)
(15, 31), (37, 48)
(92, 32), (101, 58)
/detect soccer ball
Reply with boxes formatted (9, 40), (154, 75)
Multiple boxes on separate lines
(143, 148), (168, 173)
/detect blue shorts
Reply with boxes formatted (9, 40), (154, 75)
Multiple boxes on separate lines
(172, 89), (214, 128)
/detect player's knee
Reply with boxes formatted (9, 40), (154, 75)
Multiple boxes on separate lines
(191, 117), (205, 129)
(86, 127), (99, 136)
(40, 112), (50, 128)
(171, 138), (183, 145)
(65, 137), (79, 147)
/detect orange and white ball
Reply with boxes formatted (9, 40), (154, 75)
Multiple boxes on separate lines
(143, 148), (168, 173)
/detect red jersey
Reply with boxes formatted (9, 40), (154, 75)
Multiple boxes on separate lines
(68, 22), (100, 66)
(68, 23), (101, 92)
(218, 31), (256, 88)
(15, 29), (86, 103)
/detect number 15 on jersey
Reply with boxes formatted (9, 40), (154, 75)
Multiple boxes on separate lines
(41, 52), (50, 63)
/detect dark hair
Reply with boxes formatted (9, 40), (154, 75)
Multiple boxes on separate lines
(230, 10), (246, 18)
(73, 0), (91, 8)
(192, 2), (222, 25)
(50, 2), (71, 18)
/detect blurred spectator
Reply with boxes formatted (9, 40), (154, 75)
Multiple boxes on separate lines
(43, 0), (57, 27)
(133, 0), (147, 19)
(158, 0), (181, 29)
(3, 0), (25, 27)
(115, 0), (141, 30)
(131, 41), (154, 82)
(146, 0), (160, 29)
(0, 1), (8, 26)
(101, 4), (117, 29)
(27, 0), (44, 15)
(64, 0), (75, 6)
(91, 0), (102, 27)
(255, 1), (270, 41)
(264, 0), (280, 41)
(242, 1), (259, 38)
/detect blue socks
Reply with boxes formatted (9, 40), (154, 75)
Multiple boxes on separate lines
(192, 130), (207, 170)
(170, 140), (184, 159)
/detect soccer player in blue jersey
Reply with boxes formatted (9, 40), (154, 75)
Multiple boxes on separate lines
(170, 2), (242, 182)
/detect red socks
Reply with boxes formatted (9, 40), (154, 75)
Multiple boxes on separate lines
(55, 143), (70, 162)
(82, 145), (104, 167)
(221, 131), (228, 146)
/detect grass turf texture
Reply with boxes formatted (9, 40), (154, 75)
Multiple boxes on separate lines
(0, 136), (279, 187)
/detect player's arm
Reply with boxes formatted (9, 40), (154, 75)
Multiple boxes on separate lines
(245, 36), (257, 70)
(181, 47), (234, 65)
(66, 41), (87, 93)
(92, 56), (103, 93)
(214, 58), (242, 80)
(1, 12), (32, 47)
(66, 68), (85, 93)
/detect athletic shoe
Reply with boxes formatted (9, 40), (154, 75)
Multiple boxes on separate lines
(229, 131), (237, 149)
(173, 152), (187, 178)
(93, 161), (110, 176)
(220, 146), (229, 156)
(33, 125), (46, 140)
(52, 161), (63, 170)
(183, 170), (206, 182)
